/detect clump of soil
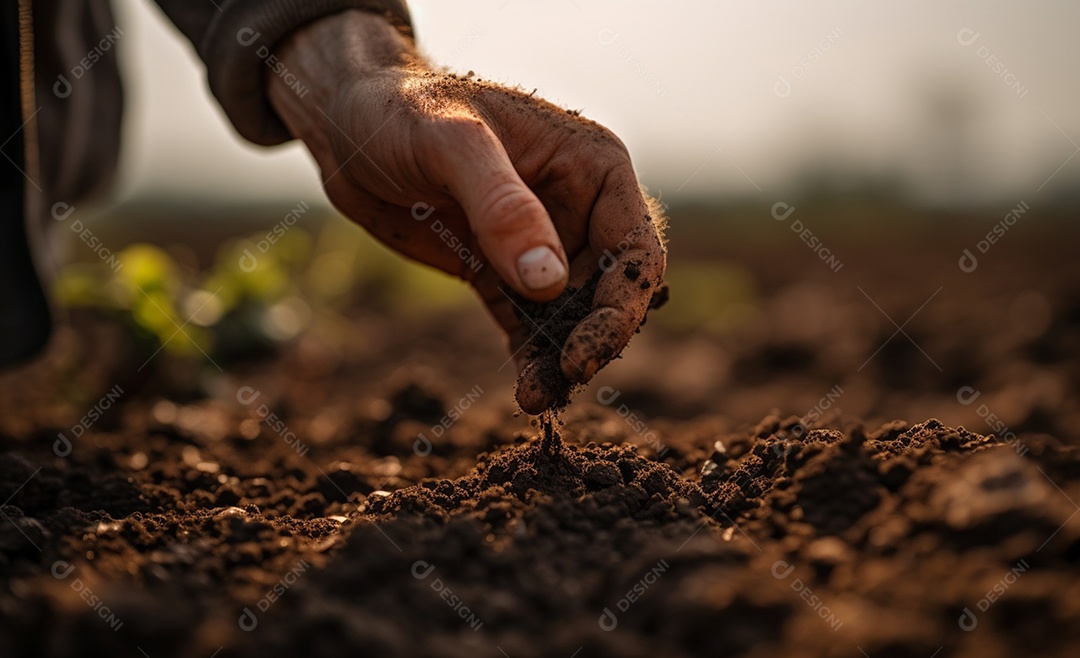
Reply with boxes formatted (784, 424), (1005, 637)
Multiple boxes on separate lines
(364, 424), (703, 521)
(510, 274), (602, 414)
(511, 271), (669, 415)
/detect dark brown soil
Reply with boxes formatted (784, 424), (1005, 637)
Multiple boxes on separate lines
(1, 226), (1079, 657)
(512, 272), (669, 415)
(510, 273), (602, 414)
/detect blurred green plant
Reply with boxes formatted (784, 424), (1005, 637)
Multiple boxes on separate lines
(54, 213), (477, 367)
(56, 244), (212, 357)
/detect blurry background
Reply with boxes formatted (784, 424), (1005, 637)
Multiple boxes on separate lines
(112, 0), (1080, 207)
(27, 0), (1080, 443)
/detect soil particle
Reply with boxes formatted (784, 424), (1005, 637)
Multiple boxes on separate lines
(363, 426), (705, 528)
(511, 274), (602, 414)
(648, 283), (669, 310)
(511, 274), (669, 415)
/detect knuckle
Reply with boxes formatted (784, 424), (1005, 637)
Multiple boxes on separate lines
(416, 113), (486, 159)
(436, 113), (490, 137)
(589, 124), (631, 158)
(477, 183), (545, 237)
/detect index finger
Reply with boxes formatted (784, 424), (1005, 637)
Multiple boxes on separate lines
(560, 163), (667, 383)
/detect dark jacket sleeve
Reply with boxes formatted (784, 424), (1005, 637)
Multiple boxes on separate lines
(152, 0), (412, 146)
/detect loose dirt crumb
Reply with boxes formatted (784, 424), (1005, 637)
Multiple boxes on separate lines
(511, 274), (669, 415)
(510, 273), (602, 414)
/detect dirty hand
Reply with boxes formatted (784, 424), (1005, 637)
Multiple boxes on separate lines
(268, 10), (666, 412)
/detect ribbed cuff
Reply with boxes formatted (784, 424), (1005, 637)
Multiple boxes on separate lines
(200, 0), (412, 146)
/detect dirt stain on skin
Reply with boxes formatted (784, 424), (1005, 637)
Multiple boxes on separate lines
(510, 272), (669, 419)
(511, 273), (603, 416)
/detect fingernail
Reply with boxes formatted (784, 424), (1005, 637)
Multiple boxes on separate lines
(517, 246), (566, 291)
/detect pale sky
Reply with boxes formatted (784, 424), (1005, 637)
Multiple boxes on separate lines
(112, 0), (1080, 205)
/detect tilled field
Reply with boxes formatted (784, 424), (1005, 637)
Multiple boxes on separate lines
(1, 227), (1078, 657)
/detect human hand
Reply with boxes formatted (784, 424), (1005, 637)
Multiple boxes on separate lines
(267, 10), (666, 413)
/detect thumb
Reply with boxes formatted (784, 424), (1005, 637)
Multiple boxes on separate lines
(426, 117), (568, 301)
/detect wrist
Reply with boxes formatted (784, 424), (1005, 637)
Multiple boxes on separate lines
(267, 10), (420, 161)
